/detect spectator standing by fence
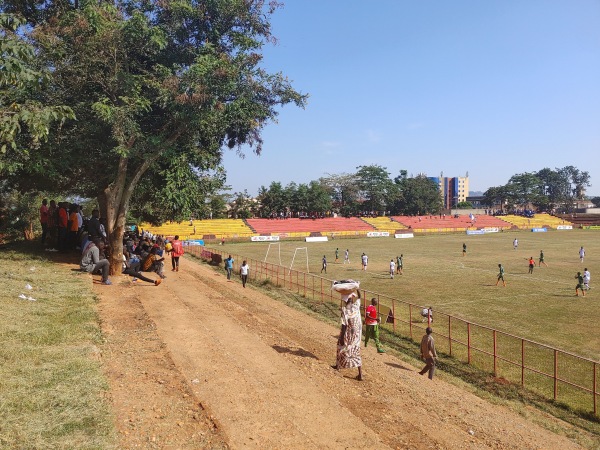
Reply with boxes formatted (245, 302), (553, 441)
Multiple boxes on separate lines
(419, 327), (437, 380)
(365, 298), (385, 353)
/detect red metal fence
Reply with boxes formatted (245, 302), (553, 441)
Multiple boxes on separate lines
(186, 244), (599, 416)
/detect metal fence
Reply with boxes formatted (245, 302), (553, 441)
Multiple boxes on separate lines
(185, 244), (599, 416)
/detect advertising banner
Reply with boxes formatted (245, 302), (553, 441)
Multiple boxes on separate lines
(251, 235), (280, 242)
(466, 230), (485, 235)
(367, 231), (390, 237)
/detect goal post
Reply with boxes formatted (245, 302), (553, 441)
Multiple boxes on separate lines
(290, 247), (309, 274)
(263, 242), (282, 266)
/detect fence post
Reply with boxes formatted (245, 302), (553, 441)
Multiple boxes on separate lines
(467, 323), (471, 364)
(276, 264), (279, 287)
(521, 339), (525, 386)
(409, 304), (413, 340)
(303, 272), (306, 297)
(392, 299), (396, 333)
(554, 349), (558, 401)
(448, 315), (452, 356)
(493, 330), (497, 377)
(593, 363), (597, 416)
(320, 277), (323, 303)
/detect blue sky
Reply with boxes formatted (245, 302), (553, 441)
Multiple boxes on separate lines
(222, 0), (600, 197)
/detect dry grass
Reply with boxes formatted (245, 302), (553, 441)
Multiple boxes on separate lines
(0, 244), (115, 449)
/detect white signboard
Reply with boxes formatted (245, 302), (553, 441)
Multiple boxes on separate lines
(367, 231), (390, 237)
(305, 236), (328, 242)
(251, 235), (280, 242)
(556, 225), (573, 230)
(395, 233), (414, 239)
(483, 227), (499, 233)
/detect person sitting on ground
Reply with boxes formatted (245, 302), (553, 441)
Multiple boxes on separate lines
(122, 247), (161, 286)
(141, 246), (164, 277)
(150, 245), (166, 278)
(80, 239), (112, 285)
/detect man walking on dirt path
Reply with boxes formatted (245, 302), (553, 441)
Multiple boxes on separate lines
(419, 327), (437, 380)
(225, 255), (234, 280)
(170, 235), (184, 272)
(240, 260), (249, 288)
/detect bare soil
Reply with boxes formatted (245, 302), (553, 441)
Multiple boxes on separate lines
(94, 257), (595, 449)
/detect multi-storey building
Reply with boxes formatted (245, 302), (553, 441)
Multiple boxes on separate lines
(428, 174), (470, 210)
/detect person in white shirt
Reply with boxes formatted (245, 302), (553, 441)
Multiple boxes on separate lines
(579, 246), (585, 263)
(389, 259), (395, 278)
(240, 260), (250, 288)
(361, 253), (368, 271)
(583, 268), (591, 290)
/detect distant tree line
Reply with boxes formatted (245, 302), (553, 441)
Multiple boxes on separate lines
(227, 165), (444, 218)
(483, 166), (591, 213)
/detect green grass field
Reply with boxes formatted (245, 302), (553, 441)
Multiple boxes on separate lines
(222, 229), (599, 359)
(211, 229), (599, 415)
(0, 244), (114, 448)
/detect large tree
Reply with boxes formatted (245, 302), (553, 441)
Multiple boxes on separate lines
(355, 164), (395, 214)
(395, 175), (442, 215)
(3, 1), (306, 272)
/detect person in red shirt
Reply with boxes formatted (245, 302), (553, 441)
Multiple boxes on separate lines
(528, 256), (535, 274)
(57, 202), (68, 252)
(39, 199), (49, 245)
(170, 235), (184, 272)
(364, 298), (385, 353)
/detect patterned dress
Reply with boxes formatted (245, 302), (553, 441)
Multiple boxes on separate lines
(336, 294), (362, 369)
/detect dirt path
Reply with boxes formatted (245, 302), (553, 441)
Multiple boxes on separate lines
(95, 257), (593, 449)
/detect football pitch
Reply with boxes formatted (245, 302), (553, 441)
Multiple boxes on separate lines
(221, 229), (599, 362)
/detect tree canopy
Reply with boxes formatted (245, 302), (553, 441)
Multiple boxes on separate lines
(1, 0), (307, 270)
(483, 166), (590, 213)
